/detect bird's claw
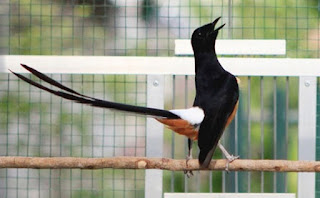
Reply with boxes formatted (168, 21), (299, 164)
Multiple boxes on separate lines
(186, 154), (192, 163)
(184, 170), (194, 178)
(184, 155), (194, 178)
(225, 155), (239, 172)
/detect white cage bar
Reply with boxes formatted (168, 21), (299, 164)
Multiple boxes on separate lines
(3, 55), (320, 76)
(175, 39), (286, 56)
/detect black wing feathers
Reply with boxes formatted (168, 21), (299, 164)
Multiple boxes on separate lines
(197, 73), (239, 168)
(10, 64), (180, 119)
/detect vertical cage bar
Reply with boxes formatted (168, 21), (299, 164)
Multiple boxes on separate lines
(209, 171), (213, 193)
(102, 75), (107, 198)
(5, 74), (10, 198)
(145, 75), (164, 198)
(171, 75), (176, 192)
(316, 78), (320, 198)
(273, 77), (277, 192)
(222, 137), (226, 193)
(234, 106), (239, 193)
(237, 78), (248, 192)
(285, 77), (289, 192)
(276, 76), (288, 193)
(260, 76), (264, 193)
(298, 76), (316, 198)
(247, 76), (251, 192)
(184, 76), (189, 192)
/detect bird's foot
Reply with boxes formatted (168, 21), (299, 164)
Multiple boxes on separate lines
(217, 142), (239, 172)
(225, 155), (239, 172)
(184, 170), (194, 178)
(184, 155), (194, 178)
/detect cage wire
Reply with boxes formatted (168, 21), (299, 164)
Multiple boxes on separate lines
(0, 0), (320, 198)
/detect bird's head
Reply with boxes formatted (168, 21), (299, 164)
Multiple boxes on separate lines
(191, 17), (225, 54)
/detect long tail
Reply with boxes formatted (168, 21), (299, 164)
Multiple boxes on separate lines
(10, 64), (180, 119)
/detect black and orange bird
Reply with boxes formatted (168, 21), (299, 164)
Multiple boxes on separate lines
(10, 17), (239, 176)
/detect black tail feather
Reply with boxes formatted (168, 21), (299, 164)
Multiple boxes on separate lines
(20, 64), (90, 98)
(10, 65), (180, 119)
(198, 146), (216, 169)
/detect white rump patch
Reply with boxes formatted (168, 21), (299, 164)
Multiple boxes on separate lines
(169, 107), (204, 125)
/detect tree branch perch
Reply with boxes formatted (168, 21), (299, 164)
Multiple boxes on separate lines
(0, 156), (320, 172)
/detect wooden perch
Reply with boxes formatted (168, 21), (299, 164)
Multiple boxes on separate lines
(0, 156), (320, 172)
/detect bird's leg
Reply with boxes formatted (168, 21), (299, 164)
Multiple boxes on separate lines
(184, 138), (194, 178)
(218, 142), (239, 172)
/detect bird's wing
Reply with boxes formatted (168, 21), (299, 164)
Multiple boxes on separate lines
(197, 76), (239, 169)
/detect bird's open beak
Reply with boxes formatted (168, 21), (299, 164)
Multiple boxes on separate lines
(211, 17), (225, 33)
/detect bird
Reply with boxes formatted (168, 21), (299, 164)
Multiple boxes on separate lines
(10, 17), (239, 177)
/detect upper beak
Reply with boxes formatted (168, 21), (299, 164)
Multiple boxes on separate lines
(212, 17), (221, 28)
(211, 17), (225, 32)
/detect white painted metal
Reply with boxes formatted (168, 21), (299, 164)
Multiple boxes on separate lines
(164, 193), (295, 198)
(145, 75), (164, 198)
(175, 39), (286, 55)
(298, 77), (317, 198)
(3, 55), (320, 76)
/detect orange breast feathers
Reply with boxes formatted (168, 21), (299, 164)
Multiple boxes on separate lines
(155, 118), (199, 140)
(156, 100), (239, 141)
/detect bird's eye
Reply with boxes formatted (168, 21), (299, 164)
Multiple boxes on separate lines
(198, 32), (202, 36)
